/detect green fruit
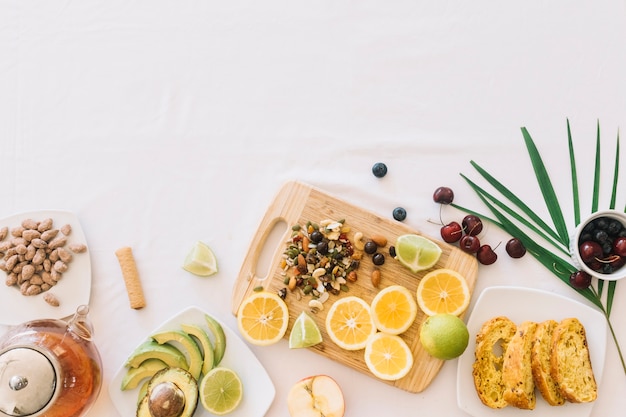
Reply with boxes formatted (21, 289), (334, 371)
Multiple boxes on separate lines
(180, 323), (216, 376)
(204, 314), (226, 367)
(125, 340), (188, 370)
(151, 330), (204, 381)
(121, 358), (168, 391)
(137, 367), (198, 417)
(289, 311), (323, 349)
(419, 313), (469, 360)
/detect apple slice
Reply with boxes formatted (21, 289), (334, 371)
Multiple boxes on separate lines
(287, 375), (345, 417)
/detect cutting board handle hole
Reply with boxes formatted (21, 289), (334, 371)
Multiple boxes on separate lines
(255, 218), (288, 281)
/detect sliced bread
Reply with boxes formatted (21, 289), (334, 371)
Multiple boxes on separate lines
(550, 317), (598, 403)
(531, 319), (565, 406)
(472, 316), (517, 409)
(502, 321), (538, 409)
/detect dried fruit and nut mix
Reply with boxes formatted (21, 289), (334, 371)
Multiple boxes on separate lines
(0, 217), (87, 304)
(281, 219), (361, 305)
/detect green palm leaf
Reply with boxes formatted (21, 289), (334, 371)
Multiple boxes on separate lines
(521, 128), (570, 245)
(459, 121), (624, 375)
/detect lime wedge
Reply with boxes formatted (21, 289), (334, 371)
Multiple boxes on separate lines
(199, 367), (243, 415)
(289, 311), (323, 349)
(183, 241), (218, 277)
(394, 234), (442, 273)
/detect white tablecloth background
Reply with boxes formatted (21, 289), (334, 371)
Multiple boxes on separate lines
(1, 1), (625, 416)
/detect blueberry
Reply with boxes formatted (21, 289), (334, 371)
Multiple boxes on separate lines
(393, 207), (407, 221)
(371, 162), (388, 178)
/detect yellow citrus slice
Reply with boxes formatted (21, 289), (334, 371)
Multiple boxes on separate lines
(237, 291), (289, 346)
(183, 241), (218, 276)
(394, 234), (442, 273)
(199, 367), (243, 415)
(325, 296), (376, 350)
(370, 285), (418, 335)
(364, 332), (414, 381)
(416, 268), (470, 316)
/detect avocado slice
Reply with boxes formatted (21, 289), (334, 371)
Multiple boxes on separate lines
(121, 358), (168, 391)
(151, 330), (203, 381)
(180, 323), (215, 376)
(136, 367), (198, 417)
(204, 314), (226, 366)
(125, 340), (188, 370)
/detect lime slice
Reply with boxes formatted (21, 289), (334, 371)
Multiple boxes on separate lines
(394, 234), (442, 273)
(183, 241), (218, 277)
(289, 311), (323, 349)
(199, 367), (243, 415)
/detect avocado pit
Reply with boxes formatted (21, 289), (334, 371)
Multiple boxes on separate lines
(148, 381), (186, 417)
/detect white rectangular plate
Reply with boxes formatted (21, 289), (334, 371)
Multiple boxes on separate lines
(109, 305), (275, 417)
(0, 210), (91, 326)
(457, 286), (607, 417)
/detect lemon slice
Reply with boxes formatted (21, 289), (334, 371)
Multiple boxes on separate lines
(364, 332), (414, 381)
(370, 285), (418, 335)
(394, 234), (442, 273)
(416, 268), (470, 316)
(183, 241), (218, 276)
(289, 311), (323, 349)
(325, 296), (376, 351)
(237, 291), (289, 346)
(199, 367), (243, 415)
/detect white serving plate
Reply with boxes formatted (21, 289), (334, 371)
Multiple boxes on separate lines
(0, 210), (92, 326)
(110, 305), (275, 417)
(457, 286), (607, 417)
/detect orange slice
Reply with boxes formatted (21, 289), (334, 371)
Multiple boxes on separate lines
(416, 268), (470, 316)
(364, 332), (414, 381)
(325, 296), (376, 350)
(236, 291), (289, 346)
(370, 285), (418, 335)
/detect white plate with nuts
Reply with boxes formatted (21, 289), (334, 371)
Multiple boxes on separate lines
(0, 210), (91, 326)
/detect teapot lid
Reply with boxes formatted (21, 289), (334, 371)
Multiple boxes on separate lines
(0, 347), (59, 417)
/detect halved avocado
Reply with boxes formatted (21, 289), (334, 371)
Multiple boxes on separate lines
(180, 323), (215, 376)
(151, 330), (203, 381)
(136, 367), (198, 417)
(121, 358), (168, 391)
(126, 340), (188, 370)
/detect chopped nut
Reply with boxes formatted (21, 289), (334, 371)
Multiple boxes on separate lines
(346, 270), (358, 282)
(43, 292), (60, 306)
(371, 234), (388, 247)
(371, 268), (381, 288)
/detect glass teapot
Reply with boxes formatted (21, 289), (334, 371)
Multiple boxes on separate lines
(0, 305), (102, 417)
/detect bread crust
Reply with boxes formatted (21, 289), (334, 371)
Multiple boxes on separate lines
(531, 320), (565, 406)
(472, 316), (517, 409)
(502, 321), (537, 409)
(550, 318), (598, 403)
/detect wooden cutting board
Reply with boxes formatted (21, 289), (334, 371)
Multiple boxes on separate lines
(231, 181), (478, 393)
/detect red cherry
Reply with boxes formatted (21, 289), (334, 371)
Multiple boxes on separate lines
(614, 236), (626, 257)
(459, 235), (480, 253)
(505, 238), (526, 258)
(477, 245), (497, 265)
(440, 222), (462, 243)
(462, 215), (483, 236)
(578, 241), (603, 263)
(569, 270), (592, 289)
(433, 187), (454, 204)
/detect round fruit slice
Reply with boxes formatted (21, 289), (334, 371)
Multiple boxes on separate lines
(394, 234), (442, 273)
(199, 367), (243, 415)
(370, 285), (418, 335)
(237, 291), (289, 346)
(183, 241), (218, 277)
(364, 332), (414, 381)
(289, 311), (323, 349)
(416, 268), (470, 316)
(325, 296), (376, 351)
